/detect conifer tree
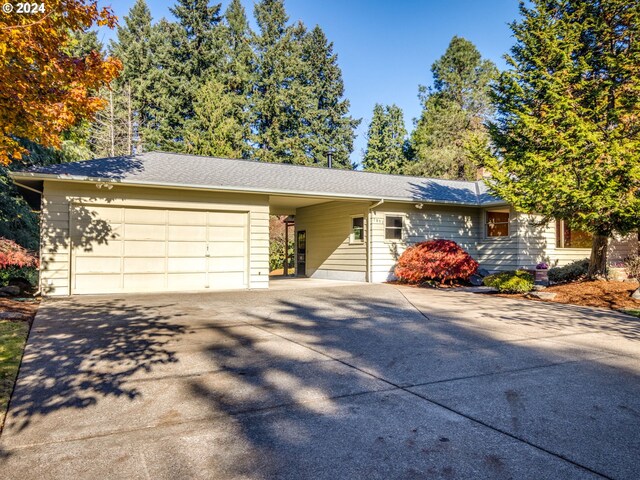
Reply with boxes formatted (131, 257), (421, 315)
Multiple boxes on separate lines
(409, 36), (497, 180)
(144, 19), (188, 151)
(169, 0), (223, 125)
(183, 0), (253, 158)
(109, 0), (154, 150)
(479, 0), (640, 278)
(362, 104), (407, 174)
(184, 76), (246, 158)
(252, 0), (309, 164)
(300, 26), (359, 168)
(217, 0), (254, 158)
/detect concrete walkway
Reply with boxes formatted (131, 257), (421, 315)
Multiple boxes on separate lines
(1, 284), (639, 479)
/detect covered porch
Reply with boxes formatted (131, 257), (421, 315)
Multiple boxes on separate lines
(268, 195), (374, 282)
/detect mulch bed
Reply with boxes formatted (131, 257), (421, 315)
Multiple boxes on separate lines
(0, 298), (40, 322)
(388, 278), (640, 314)
(501, 280), (640, 311)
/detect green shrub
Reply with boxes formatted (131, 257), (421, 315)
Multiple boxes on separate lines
(548, 258), (589, 284)
(269, 240), (294, 271)
(483, 270), (534, 293)
(0, 266), (38, 287)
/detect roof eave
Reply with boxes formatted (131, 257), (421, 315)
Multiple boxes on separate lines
(9, 171), (499, 208)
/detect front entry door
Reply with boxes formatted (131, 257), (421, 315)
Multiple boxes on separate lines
(296, 230), (306, 277)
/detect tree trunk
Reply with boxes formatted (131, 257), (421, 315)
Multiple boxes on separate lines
(127, 83), (132, 156)
(587, 233), (608, 279)
(109, 89), (115, 157)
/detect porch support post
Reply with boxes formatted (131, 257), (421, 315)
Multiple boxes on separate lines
(284, 220), (289, 276)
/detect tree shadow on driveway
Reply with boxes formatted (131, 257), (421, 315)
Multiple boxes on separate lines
(3, 298), (187, 435)
(1, 285), (640, 479)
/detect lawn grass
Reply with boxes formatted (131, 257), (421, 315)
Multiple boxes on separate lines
(0, 319), (30, 428)
(620, 308), (640, 318)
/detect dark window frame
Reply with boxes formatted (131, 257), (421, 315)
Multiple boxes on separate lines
(555, 219), (592, 248)
(351, 216), (364, 243)
(384, 215), (403, 241)
(485, 210), (510, 238)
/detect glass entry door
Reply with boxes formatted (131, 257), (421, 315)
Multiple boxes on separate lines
(296, 230), (306, 277)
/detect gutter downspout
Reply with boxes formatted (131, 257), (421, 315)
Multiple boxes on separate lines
(366, 199), (384, 283)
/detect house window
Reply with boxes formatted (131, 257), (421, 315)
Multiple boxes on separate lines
(486, 210), (510, 237)
(556, 220), (592, 248)
(385, 215), (403, 240)
(351, 216), (364, 243)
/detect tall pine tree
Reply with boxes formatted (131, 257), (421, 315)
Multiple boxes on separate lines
(479, 0), (640, 277)
(109, 0), (154, 151)
(409, 36), (497, 180)
(144, 18), (189, 151)
(184, 75), (247, 158)
(169, 0), (223, 124)
(300, 26), (359, 168)
(362, 104), (407, 174)
(252, 0), (310, 164)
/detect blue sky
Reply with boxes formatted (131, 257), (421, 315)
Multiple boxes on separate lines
(97, 0), (521, 165)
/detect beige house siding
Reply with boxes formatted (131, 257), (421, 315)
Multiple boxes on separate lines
(368, 205), (638, 282)
(475, 207), (520, 271)
(369, 203), (482, 282)
(294, 201), (369, 281)
(515, 214), (638, 267)
(40, 181), (269, 295)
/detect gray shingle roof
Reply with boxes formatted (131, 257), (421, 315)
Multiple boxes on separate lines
(12, 151), (504, 206)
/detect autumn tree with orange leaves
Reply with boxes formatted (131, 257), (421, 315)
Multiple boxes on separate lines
(0, 0), (122, 165)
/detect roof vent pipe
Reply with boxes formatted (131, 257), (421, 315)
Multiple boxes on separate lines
(327, 149), (334, 169)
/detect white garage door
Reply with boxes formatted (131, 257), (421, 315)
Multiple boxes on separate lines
(70, 205), (248, 294)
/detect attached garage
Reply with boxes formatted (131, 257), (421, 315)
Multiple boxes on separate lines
(71, 205), (249, 294)
(17, 167), (271, 296)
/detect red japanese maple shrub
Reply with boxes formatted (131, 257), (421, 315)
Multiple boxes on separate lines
(394, 239), (478, 284)
(0, 238), (38, 269)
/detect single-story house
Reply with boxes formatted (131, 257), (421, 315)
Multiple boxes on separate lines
(10, 151), (638, 296)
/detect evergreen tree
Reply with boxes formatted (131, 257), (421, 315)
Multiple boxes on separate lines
(478, 0), (640, 277)
(252, 0), (310, 164)
(144, 19), (188, 151)
(170, 0), (222, 80)
(300, 26), (359, 168)
(169, 0), (223, 127)
(213, 0), (255, 158)
(362, 104), (407, 174)
(409, 36), (497, 180)
(184, 75), (246, 158)
(0, 165), (39, 249)
(110, 0), (154, 151)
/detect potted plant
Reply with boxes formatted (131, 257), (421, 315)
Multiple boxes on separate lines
(534, 262), (549, 285)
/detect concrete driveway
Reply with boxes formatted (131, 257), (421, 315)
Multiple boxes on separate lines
(1, 282), (639, 479)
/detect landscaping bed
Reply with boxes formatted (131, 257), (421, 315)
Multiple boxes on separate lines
(500, 280), (640, 316)
(0, 297), (39, 430)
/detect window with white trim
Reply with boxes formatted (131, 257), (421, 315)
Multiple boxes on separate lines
(385, 215), (403, 240)
(351, 216), (364, 243)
